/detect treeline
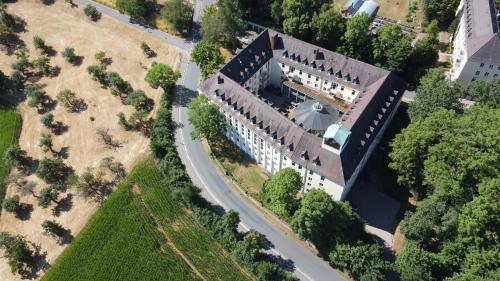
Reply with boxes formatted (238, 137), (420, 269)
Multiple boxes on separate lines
(150, 84), (296, 280)
(389, 76), (500, 281)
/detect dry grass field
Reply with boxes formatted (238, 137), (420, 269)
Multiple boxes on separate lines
(0, 1), (181, 280)
(334, 0), (411, 23)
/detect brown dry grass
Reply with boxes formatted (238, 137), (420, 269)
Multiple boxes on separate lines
(0, 1), (181, 280)
(334, 0), (411, 23)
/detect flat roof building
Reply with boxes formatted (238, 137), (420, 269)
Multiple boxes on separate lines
(200, 29), (406, 200)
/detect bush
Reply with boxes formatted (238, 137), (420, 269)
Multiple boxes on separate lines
(41, 220), (65, 238)
(2, 195), (20, 213)
(87, 63), (107, 83)
(62, 47), (77, 64)
(0, 232), (33, 275)
(36, 157), (69, 183)
(33, 35), (46, 50)
(84, 4), (101, 21)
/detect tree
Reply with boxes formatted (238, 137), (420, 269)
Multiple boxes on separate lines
(408, 68), (464, 121)
(329, 242), (389, 281)
(140, 42), (156, 58)
(261, 168), (302, 220)
(57, 89), (85, 112)
(40, 113), (54, 128)
(0, 232), (33, 275)
(116, 0), (152, 22)
(105, 72), (129, 96)
(2, 195), (20, 213)
(39, 133), (55, 153)
(32, 56), (51, 76)
(11, 55), (31, 74)
(201, 0), (245, 48)
(241, 230), (266, 259)
(270, 0), (283, 26)
(87, 63), (107, 82)
(339, 13), (371, 61)
(291, 189), (364, 253)
(281, 0), (329, 41)
(36, 157), (69, 183)
(124, 90), (153, 112)
(406, 20), (439, 82)
(160, 0), (193, 32)
(41, 220), (65, 238)
(187, 95), (227, 143)
(84, 4), (101, 21)
(145, 62), (180, 91)
(94, 51), (106, 63)
(33, 35), (46, 50)
(3, 145), (26, 169)
(311, 7), (345, 51)
(468, 78), (500, 108)
(372, 24), (413, 72)
(421, 0), (460, 25)
(75, 168), (107, 199)
(38, 185), (61, 208)
(191, 40), (224, 79)
(0, 69), (5, 90)
(25, 84), (47, 110)
(10, 70), (23, 87)
(62, 47), (77, 64)
(395, 241), (441, 281)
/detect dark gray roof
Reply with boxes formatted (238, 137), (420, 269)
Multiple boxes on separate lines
(463, 0), (500, 63)
(292, 100), (341, 132)
(200, 29), (407, 185)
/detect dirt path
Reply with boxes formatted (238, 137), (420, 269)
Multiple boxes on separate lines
(131, 185), (207, 281)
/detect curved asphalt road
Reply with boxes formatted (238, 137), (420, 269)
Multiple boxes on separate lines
(73, 1), (344, 280)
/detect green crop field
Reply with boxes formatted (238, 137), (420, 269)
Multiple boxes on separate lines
(41, 179), (199, 281)
(129, 160), (254, 281)
(0, 107), (21, 202)
(42, 159), (253, 281)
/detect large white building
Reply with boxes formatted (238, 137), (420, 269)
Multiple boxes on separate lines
(200, 29), (406, 201)
(449, 0), (500, 87)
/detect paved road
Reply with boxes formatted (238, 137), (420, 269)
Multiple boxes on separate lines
(73, 1), (345, 280)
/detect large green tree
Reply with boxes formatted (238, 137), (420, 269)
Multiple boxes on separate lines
(116, 0), (153, 22)
(421, 0), (460, 25)
(468, 78), (500, 108)
(191, 40), (224, 79)
(408, 68), (464, 121)
(311, 7), (345, 51)
(36, 157), (69, 183)
(281, 0), (329, 41)
(160, 0), (193, 32)
(338, 13), (371, 61)
(187, 95), (227, 143)
(395, 241), (441, 281)
(201, 0), (245, 49)
(372, 24), (413, 72)
(145, 62), (181, 91)
(261, 168), (302, 220)
(405, 20), (440, 83)
(291, 188), (364, 253)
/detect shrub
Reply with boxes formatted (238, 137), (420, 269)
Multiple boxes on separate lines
(84, 4), (101, 21)
(0, 232), (33, 275)
(2, 195), (20, 213)
(62, 47), (77, 64)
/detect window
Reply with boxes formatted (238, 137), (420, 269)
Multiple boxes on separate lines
(485, 72), (490, 77)
(489, 65), (494, 69)
(282, 63), (285, 67)
(494, 74), (498, 78)
(247, 129), (251, 139)
(298, 165), (302, 170)
(299, 71), (302, 75)
(480, 63), (484, 67)
(307, 183), (311, 186)
(283, 157), (287, 161)
(352, 91), (356, 95)
(308, 177), (312, 181)
(292, 162), (296, 166)
(341, 86), (344, 91)
(319, 183), (323, 187)
(309, 170), (314, 175)
(320, 176), (325, 181)
(475, 71), (480, 75)
(472, 77), (477, 82)
(316, 77), (319, 81)
(308, 74), (311, 78)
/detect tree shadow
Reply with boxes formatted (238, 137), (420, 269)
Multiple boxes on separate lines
(53, 193), (73, 216)
(69, 55), (84, 67)
(40, 98), (57, 114)
(262, 251), (296, 273)
(20, 243), (50, 280)
(20, 157), (39, 176)
(101, 57), (113, 66)
(53, 122), (70, 136)
(55, 146), (70, 159)
(43, 46), (57, 57)
(173, 85), (198, 108)
(58, 228), (74, 245)
(41, 0), (55, 5)
(15, 203), (33, 221)
(49, 65), (61, 78)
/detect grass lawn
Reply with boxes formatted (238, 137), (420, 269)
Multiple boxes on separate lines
(0, 107), (21, 202)
(129, 160), (254, 281)
(210, 139), (268, 196)
(41, 175), (199, 281)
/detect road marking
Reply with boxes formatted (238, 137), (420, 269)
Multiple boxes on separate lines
(174, 105), (314, 281)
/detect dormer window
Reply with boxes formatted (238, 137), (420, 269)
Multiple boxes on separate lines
(336, 70), (342, 78)
(313, 156), (320, 166)
(301, 150), (308, 160)
(288, 143), (294, 151)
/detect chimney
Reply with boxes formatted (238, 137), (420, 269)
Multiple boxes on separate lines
(217, 76), (224, 84)
(271, 33), (279, 50)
